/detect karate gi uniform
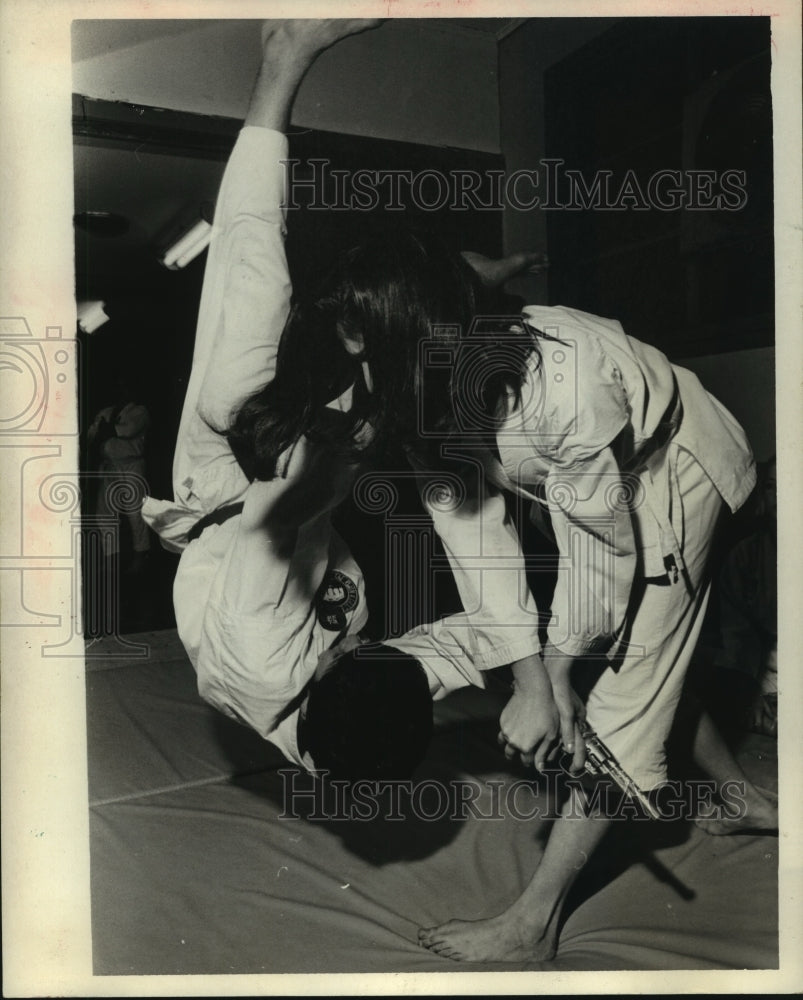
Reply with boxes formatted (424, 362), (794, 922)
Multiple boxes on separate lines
(426, 305), (756, 788)
(142, 127), (490, 770)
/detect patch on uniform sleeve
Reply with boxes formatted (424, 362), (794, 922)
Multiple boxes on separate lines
(315, 569), (359, 632)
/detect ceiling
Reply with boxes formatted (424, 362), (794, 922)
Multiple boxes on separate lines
(72, 17), (515, 299)
(433, 18), (522, 36)
(71, 18), (523, 64)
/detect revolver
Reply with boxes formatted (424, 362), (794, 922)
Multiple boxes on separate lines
(576, 725), (661, 820)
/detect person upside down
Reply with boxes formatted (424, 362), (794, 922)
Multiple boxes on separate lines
(143, 19), (777, 964)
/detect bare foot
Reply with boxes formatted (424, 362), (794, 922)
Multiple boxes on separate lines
(695, 786), (778, 837)
(462, 250), (548, 288)
(262, 18), (382, 58)
(247, 19), (383, 131)
(418, 912), (556, 964)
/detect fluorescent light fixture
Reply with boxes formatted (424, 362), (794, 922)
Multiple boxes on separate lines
(77, 300), (110, 334)
(160, 218), (212, 270)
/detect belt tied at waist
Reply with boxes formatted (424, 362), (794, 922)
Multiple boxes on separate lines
(187, 502), (245, 543)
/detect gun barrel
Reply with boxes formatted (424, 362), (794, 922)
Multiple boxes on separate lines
(582, 729), (661, 821)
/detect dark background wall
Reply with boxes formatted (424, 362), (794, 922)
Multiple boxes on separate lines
(499, 16), (775, 460)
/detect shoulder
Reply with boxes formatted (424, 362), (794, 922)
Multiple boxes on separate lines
(522, 304), (626, 343)
(520, 307), (629, 465)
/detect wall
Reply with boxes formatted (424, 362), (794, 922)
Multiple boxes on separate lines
(677, 347), (775, 462)
(498, 17), (617, 304)
(497, 18), (775, 461)
(72, 19), (500, 152)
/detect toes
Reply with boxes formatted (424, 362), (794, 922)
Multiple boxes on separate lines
(419, 927), (445, 950)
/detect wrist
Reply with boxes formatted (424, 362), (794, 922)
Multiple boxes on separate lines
(512, 678), (551, 702)
(510, 653), (551, 695)
(542, 643), (574, 673)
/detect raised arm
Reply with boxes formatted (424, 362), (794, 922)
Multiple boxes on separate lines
(172, 20), (379, 493)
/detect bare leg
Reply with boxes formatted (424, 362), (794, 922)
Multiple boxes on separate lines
(418, 786), (609, 963)
(692, 709), (778, 835)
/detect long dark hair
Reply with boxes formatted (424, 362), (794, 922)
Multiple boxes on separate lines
(227, 229), (538, 480)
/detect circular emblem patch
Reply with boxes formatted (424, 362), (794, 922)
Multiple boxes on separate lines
(316, 569), (359, 632)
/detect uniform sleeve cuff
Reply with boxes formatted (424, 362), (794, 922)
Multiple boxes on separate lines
(472, 636), (542, 671)
(546, 633), (611, 658)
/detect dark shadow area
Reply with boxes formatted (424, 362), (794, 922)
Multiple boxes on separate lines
(207, 709), (291, 776)
(233, 717), (543, 866)
(545, 16), (774, 359)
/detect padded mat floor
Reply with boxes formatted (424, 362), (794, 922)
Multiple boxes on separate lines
(87, 630), (779, 975)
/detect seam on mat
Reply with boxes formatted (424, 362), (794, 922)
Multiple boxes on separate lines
(89, 765), (278, 807)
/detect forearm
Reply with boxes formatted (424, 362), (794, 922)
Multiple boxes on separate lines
(541, 641), (579, 699)
(541, 641), (576, 674)
(418, 467), (541, 669)
(510, 652), (553, 697)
